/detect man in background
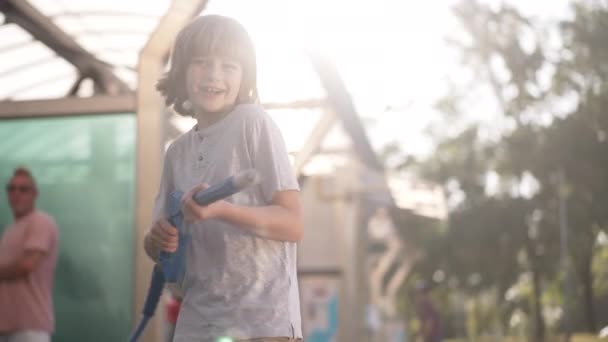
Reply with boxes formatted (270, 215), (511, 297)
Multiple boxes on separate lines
(0, 167), (59, 342)
(414, 282), (442, 342)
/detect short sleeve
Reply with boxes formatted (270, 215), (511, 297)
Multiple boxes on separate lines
(25, 213), (57, 253)
(151, 144), (175, 223)
(249, 112), (300, 203)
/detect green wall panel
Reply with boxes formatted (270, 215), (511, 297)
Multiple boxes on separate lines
(0, 114), (135, 341)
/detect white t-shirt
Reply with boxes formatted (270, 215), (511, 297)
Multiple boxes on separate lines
(152, 104), (302, 341)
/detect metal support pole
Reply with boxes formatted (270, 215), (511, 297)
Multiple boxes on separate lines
(134, 1), (206, 341)
(558, 169), (573, 342)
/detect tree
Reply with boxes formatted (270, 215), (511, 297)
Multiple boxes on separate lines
(398, 0), (608, 339)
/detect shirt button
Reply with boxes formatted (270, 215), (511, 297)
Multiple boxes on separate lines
(198, 155), (204, 161)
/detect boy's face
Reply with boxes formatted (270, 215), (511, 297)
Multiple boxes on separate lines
(186, 54), (243, 115)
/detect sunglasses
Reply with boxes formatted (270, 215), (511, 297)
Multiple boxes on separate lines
(6, 185), (33, 193)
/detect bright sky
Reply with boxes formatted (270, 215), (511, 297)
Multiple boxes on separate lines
(203, 0), (571, 160)
(202, 0), (461, 158)
(1, 0), (571, 160)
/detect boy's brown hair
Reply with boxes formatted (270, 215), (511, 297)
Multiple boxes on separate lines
(156, 15), (258, 116)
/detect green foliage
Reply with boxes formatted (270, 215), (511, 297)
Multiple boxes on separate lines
(395, 0), (608, 339)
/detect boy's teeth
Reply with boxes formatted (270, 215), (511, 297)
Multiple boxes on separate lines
(202, 87), (221, 93)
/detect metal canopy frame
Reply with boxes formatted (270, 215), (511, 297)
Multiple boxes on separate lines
(0, 0), (387, 180)
(0, 0), (131, 96)
(0, 2), (401, 342)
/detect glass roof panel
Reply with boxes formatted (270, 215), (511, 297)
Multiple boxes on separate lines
(0, 0), (173, 98)
(0, 0), (364, 176)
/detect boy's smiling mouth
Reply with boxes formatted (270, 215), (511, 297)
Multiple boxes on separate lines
(194, 83), (226, 95)
(201, 86), (224, 94)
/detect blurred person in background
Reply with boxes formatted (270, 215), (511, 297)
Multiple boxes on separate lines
(414, 282), (442, 342)
(0, 167), (59, 342)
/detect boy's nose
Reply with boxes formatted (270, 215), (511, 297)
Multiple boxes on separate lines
(205, 63), (222, 80)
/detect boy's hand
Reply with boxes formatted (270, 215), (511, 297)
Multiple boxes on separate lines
(181, 183), (228, 223)
(148, 218), (178, 252)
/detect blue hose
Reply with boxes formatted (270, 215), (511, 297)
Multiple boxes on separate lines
(129, 170), (260, 342)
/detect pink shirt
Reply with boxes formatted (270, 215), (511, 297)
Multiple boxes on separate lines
(0, 210), (58, 333)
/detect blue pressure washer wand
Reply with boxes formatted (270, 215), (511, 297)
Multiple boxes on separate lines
(129, 169), (261, 342)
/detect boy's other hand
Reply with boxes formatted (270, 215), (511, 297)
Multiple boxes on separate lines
(149, 218), (178, 252)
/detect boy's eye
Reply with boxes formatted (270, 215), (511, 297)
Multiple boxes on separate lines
(191, 57), (210, 66)
(223, 62), (239, 70)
